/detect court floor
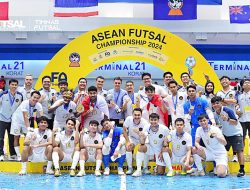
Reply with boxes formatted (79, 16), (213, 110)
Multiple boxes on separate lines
(0, 173), (250, 190)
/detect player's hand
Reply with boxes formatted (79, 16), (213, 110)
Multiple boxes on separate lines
(41, 94), (46, 101)
(203, 73), (210, 81)
(113, 150), (119, 158)
(126, 142), (133, 150)
(51, 95), (56, 102)
(196, 145), (203, 152)
(158, 152), (164, 162)
(220, 114), (228, 121)
(30, 144), (39, 149)
(189, 107), (194, 115)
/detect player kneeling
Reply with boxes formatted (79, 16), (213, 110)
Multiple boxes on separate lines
(77, 120), (103, 177)
(19, 116), (53, 175)
(101, 119), (126, 175)
(132, 113), (173, 177)
(192, 114), (228, 177)
(52, 118), (80, 177)
(169, 118), (193, 175)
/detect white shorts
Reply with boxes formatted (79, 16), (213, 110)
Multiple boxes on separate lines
(29, 149), (47, 162)
(87, 153), (96, 162)
(10, 122), (27, 136)
(205, 149), (228, 167)
(171, 153), (186, 165)
(129, 136), (140, 146)
(53, 121), (65, 130)
(146, 145), (166, 166)
(62, 152), (73, 162)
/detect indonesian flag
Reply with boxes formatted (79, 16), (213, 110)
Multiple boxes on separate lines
(146, 94), (168, 127)
(0, 1), (9, 20)
(80, 95), (91, 131)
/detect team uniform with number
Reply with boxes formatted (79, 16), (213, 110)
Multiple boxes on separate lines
(82, 132), (102, 162)
(196, 126), (228, 166)
(55, 131), (76, 162)
(51, 99), (76, 130)
(123, 116), (148, 145)
(170, 130), (192, 164)
(143, 124), (170, 166)
(10, 100), (43, 135)
(26, 128), (52, 162)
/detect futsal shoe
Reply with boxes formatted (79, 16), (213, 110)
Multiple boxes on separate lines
(192, 170), (205, 176)
(45, 169), (54, 175)
(104, 167), (110, 176)
(70, 169), (76, 177)
(54, 169), (61, 177)
(8, 155), (17, 161)
(132, 170), (142, 177)
(126, 168), (133, 175)
(231, 155), (238, 162)
(187, 168), (197, 174)
(118, 167), (125, 175)
(95, 170), (102, 176)
(166, 170), (175, 177)
(143, 168), (151, 175)
(237, 170), (245, 177)
(76, 170), (86, 177)
(18, 170), (27, 176)
(0, 155), (4, 161)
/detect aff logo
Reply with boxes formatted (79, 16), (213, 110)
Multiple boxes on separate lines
(51, 72), (67, 85)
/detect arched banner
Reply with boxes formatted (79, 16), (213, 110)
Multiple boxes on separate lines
(35, 24), (220, 90)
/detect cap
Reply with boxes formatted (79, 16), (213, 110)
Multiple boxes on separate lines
(58, 80), (68, 86)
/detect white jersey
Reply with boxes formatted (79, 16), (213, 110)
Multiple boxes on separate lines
(39, 88), (57, 119)
(164, 92), (187, 123)
(238, 91), (250, 122)
(141, 102), (165, 125)
(124, 116), (149, 141)
(52, 99), (76, 124)
(83, 95), (109, 130)
(11, 100), (43, 126)
(196, 125), (227, 156)
(143, 124), (169, 153)
(170, 130), (192, 157)
(17, 86), (35, 100)
(216, 89), (237, 112)
(123, 93), (138, 118)
(26, 128), (52, 154)
(55, 130), (76, 154)
(82, 133), (102, 155)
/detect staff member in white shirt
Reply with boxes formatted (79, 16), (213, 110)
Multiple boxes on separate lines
(165, 80), (187, 130)
(238, 79), (250, 144)
(39, 76), (57, 130)
(18, 74), (35, 100)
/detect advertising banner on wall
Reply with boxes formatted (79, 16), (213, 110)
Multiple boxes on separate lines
(1, 60), (249, 81)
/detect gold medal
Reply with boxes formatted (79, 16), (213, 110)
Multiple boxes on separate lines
(76, 104), (84, 113)
(132, 104), (136, 109)
(89, 106), (94, 112)
(154, 140), (157, 144)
